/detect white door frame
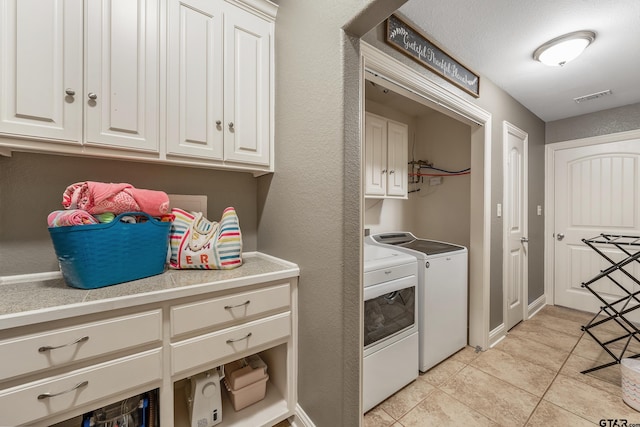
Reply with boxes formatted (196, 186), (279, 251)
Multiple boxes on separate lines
(361, 42), (493, 350)
(544, 128), (640, 304)
(502, 121), (528, 331)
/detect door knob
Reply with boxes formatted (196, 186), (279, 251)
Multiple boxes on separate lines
(557, 233), (565, 241)
(520, 237), (529, 243)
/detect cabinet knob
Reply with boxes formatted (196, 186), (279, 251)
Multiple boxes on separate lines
(65, 88), (76, 96)
(381, 169), (387, 174)
(228, 122), (234, 129)
(87, 92), (98, 100)
(216, 120), (222, 126)
(389, 170), (395, 174)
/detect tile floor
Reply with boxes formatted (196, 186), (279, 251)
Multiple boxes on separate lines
(363, 305), (640, 426)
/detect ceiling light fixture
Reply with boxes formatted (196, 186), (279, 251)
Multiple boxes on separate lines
(533, 30), (596, 67)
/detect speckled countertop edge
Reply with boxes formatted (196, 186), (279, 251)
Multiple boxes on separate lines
(0, 252), (299, 330)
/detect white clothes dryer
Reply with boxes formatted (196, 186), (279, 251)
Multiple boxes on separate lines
(366, 232), (468, 372)
(362, 243), (418, 413)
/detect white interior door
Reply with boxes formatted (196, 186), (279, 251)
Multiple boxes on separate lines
(503, 122), (528, 331)
(553, 138), (640, 318)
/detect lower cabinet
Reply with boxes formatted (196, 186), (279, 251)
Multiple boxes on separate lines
(0, 277), (297, 427)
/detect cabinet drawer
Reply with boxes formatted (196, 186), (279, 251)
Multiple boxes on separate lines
(171, 312), (290, 375)
(0, 309), (162, 382)
(170, 283), (290, 337)
(0, 348), (162, 427)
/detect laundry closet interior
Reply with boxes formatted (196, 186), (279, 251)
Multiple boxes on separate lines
(362, 74), (475, 412)
(363, 76), (473, 251)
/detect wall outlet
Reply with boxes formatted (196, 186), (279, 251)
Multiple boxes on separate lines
(537, 205), (543, 216)
(429, 176), (442, 186)
(496, 203), (502, 218)
(168, 194), (208, 216)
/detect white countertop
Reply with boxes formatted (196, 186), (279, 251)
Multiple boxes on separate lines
(0, 252), (299, 330)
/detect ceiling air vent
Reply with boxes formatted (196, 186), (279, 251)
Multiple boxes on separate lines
(573, 89), (612, 104)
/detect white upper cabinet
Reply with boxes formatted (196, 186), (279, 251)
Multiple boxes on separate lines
(84, 0), (159, 152)
(0, 0), (83, 143)
(167, 0), (272, 167)
(0, 0), (276, 174)
(166, 0), (224, 160)
(222, 4), (271, 166)
(364, 112), (408, 199)
(364, 113), (387, 197)
(386, 120), (409, 197)
(0, 0), (159, 152)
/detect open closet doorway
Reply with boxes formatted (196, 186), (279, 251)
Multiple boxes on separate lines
(360, 42), (493, 352)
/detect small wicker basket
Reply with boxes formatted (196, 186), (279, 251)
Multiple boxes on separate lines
(48, 212), (171, 289)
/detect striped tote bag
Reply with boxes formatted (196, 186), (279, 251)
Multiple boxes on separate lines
(168, 207), (242, 269)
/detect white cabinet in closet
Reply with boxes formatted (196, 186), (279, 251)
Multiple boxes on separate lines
(166, 0), (273, 168)
(364, 112), (408, 199)
(0, 0), (159, 152)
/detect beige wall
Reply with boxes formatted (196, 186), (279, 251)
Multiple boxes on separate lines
(411, 113), (471, 248)
(258, 1), (405, 425)
(0, 151), (258, 276)
(546, 102), (640, 143)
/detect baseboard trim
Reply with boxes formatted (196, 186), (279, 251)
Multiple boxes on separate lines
(527, 294), (546, 319)
(489, 323), (506, 348)
(291, 404), (315, 427)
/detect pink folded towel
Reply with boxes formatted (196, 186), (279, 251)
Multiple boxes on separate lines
(62, 181), (170, 216)
(48, 209), (99, 227)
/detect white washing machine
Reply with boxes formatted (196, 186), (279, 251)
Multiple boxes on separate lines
(366, 232), (468, 372)
(362, 243), (418, 413)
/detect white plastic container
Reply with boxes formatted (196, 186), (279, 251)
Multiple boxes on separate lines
(223, 355), (269, 411)
(621, 358), (640, 411)
(224, 374), (269, 411)
(225, 355), (267, 389)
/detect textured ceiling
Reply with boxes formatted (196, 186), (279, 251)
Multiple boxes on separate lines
(396, 0), (640, 121)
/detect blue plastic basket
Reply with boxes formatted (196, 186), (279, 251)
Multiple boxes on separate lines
(48, 212), (171, 289)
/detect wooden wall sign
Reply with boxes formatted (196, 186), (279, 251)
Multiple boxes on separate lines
(385, 14), (480, 98)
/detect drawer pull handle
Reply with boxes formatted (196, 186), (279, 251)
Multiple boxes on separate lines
(38, 336), (89, 353)
(226, 332), (252, 344)
(224, 300), (251, 310)
(37, 380), (88, 400)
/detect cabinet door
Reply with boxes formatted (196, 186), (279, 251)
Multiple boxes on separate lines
(166, 0), (224, 160)
(223, 5), (271, 166)
(364, 113), (387, 197)
(84, 0), (159, 152)
(386, 120), (408, 198)
(0, 0), (82, 142)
